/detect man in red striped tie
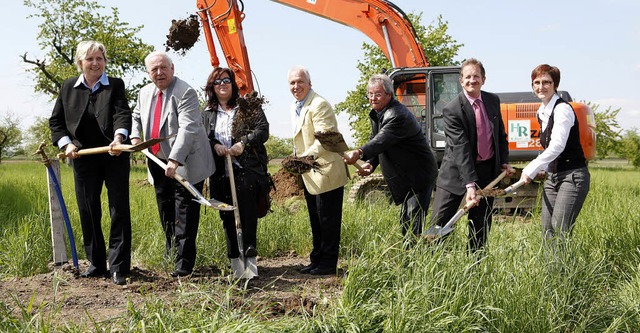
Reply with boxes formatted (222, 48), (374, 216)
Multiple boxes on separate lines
(131, 51), (214, 277)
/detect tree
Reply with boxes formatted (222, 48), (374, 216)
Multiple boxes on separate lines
(335, 14), (463, 145)
(0, 113), (23, 163)
(590, 102), (622, 159)
(265, 135), (293, 159)
(22, 0), (154, 104)
(25, 116), (57, 161)
(618, 128), (640, 167)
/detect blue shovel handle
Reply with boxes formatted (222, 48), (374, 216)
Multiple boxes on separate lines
(45, 165), (79, 269)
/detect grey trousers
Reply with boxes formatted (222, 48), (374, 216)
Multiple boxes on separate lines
(541, 166), (590, 239)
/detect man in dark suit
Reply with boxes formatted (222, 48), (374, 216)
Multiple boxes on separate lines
(430, 58), (514, 252)
(49, 40), (132, 285)
(344, 73), (438, 246)
(131, 51), (215, 277)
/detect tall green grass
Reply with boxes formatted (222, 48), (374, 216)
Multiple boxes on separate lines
(1, 161), (640, 332)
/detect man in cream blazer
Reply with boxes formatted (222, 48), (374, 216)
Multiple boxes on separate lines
(288, 65), (349, 276)
(132, 51), (214, 277)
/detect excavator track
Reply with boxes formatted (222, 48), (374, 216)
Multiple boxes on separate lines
(347, 174), (391, 204)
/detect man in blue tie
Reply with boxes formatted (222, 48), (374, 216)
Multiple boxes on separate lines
(288, 65), (349, 276)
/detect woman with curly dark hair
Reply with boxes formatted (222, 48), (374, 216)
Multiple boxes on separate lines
(202, 67), (270, 278)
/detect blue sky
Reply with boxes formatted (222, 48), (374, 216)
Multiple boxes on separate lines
(2, 0), (639, 145)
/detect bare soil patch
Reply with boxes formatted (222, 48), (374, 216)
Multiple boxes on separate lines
(0, 254), (344, 325)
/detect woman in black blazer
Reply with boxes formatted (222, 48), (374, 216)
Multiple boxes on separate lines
(202, 67), (270, 278)
(49, 40), (132, 285)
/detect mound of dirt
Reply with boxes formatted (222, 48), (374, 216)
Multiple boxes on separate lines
(165, 14), (200, 55)
(270, 168), (303, 202)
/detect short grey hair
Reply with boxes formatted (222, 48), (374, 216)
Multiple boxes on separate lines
(75, 41), (107, 72)
(288, 65), (311, 83)
(144, 51), (173, 70)
(368, 74), (393, 94)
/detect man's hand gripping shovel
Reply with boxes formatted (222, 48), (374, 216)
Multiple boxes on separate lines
(141, 149), (234, 211)
(423, 171), (509, 241)
(225, 154), (258, 279)
(57, 135), (175, 159)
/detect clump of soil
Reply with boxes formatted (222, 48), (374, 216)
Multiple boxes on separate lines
(237, 91), (269, 112)
(165, 14), (200, 55)
(314, 130), (347, 147)
(270, 168), (303, 202)
(281, 156), (322, 175)
(475, 188), (506, 197)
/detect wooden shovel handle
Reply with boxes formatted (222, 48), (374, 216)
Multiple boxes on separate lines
(340, 152), (364, 172)
(56, 144), (134, 159)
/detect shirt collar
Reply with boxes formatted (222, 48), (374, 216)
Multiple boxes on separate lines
(463, 90), (483, 106)
(74, 72), (109, 91)
(540, 93), (560, 116)
(297, 89), (312, 107)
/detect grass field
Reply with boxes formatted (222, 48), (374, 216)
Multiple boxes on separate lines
(1, 160), (639, 332)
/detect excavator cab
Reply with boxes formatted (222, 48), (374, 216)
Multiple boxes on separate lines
(390, 67), (462, 162)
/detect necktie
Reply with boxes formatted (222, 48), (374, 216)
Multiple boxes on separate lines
(295, 101), (302, 116)
(473, 99), (493, 161)
(150, 91), (163, 155)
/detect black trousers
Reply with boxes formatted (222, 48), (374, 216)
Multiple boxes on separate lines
(400, 183), (434, 244)
(72, 153), (131, 274)
(304, 185), (344, 270)
(148, 159), (203, 272)
(431, 159), (496, 252)
(211, 169), (260, 259)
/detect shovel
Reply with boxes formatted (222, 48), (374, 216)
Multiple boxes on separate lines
(34, 142), (79, 269)
(313, 131), (365, 172)
(142, 149), (234, 211)
(226, 154), (258, 279)
(423, 170), (508, 240)
(57, 135), (175, 159)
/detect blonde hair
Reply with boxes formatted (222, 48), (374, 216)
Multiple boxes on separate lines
(74, 41), (107, 72)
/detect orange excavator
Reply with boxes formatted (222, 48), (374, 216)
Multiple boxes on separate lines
(195, 0), (596, 211)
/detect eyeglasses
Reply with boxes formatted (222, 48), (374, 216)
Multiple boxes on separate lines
(367, 92), (386, 99)
(532, 80), (553, 87)
(213, 77), (232, 86)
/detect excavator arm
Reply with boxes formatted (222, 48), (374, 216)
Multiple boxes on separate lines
(196, 0), (253, 94)
(196, 0), (429, 95)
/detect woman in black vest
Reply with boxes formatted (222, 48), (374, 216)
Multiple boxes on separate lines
(520, 64), (590, 240)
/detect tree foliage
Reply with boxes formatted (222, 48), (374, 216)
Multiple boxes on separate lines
(22, 0), (154, 104)
(25, 116), (57, 161)
(0, 113), (23, 163)
(618, 128), (640, 167)
(265, 135), (293, 159)
(335, 14), (463, 146)
(590, 102), (622, 159)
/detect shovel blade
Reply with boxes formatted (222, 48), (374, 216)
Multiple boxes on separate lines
(207, 198), (235, 211)
(423, 224), (455, 240)
(314, 131), (349, 153)
(243, 257), (258, 279)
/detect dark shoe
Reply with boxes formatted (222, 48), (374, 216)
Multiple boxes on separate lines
(170, 269), (192, 277)
(111, 272), (126, 285)
(310, 266), (337, 276)
(80, 266), (106, 278)
(299, 262), (318, 274)
(245, 246), (257, 257)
